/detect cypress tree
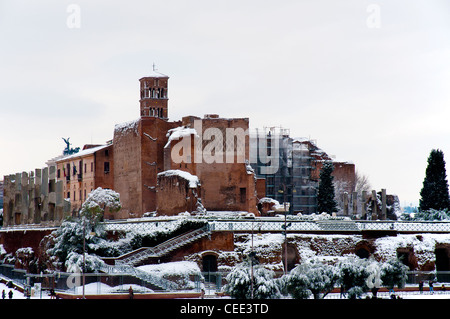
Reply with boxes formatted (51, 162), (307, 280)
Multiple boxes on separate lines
(317, 161), (338, 213)
(419, 149), (450, 211)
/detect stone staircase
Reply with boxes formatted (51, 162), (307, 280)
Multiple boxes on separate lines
(100, 225), (211, 291)
(115, 225), (211, 266)
(100, 263), (179, 291)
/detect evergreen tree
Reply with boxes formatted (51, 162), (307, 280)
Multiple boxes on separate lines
(224, 262), (281, 299)
(419, 149), (450, 211)
(317, 161), (338, 213)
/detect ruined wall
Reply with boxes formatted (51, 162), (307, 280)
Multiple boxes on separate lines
(199, 117), (257, 214)
(312, 161), (356, 193)
(197, 233), (450, 273)
(113, 117), (180, 218)
(0, 229), (54, 260)
(3, 167), (70, 227)
(156, 172), (200, 216)
(113, 120), (142, 219)
(140, 117), (180, 215)
(168, 232), (235, 264)
(170, 115), (258, 214)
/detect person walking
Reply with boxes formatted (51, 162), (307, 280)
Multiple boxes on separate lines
(429, 281), (434, 294)
(128, 286), (134, 299)
(8, 290), (13, 299)
(2, 290), (5, 299)
(419, 281), (423, 294)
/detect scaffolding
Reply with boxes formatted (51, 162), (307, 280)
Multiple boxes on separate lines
(249, 127), (318, 214)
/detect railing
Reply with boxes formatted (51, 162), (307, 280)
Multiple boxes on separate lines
(115, 225), (211, 266)
(99, 264), (178, 291)
(208, 219), (450, 233)
(103, 218), (450, 234)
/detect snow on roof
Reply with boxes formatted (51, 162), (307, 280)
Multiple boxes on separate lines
(157, 169), (199, 188)
(114, 119), (139, 134)
(56, 144), (110, 162)
(258, 197), (280, 205)
(138, 261), (200, 277)
(140, 70), (169, 78)
(165, 126), (198, 148)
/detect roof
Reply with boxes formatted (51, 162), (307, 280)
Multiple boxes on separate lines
(55, 144), (111, 162)
(140, 70), (169, 79)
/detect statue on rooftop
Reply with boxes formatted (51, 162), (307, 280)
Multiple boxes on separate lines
(62, 137), (80, 155)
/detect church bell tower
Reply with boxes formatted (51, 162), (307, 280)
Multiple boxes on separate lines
(139, 65), (169, 119)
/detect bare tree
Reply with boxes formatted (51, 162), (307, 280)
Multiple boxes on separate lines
(354, 170), (371, 194)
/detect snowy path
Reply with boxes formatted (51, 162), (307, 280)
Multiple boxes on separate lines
(0, 281), (51, 299)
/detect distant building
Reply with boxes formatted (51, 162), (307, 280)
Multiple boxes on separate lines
(250, 128), (355, 214)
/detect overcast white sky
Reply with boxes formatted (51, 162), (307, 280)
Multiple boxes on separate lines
(1, 0), (450, 206)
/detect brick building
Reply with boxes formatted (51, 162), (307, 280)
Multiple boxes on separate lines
(113, 70), (258, 218)
(53, 143), (114, 214)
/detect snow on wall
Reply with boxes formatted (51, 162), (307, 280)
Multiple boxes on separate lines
(157, 169), (200, 188)
(114, 119), (139, 135)
(199, 233), (362, 272)
(138, 260), (201, 277)
(373, 233), (450, 268)
(184, 230), (450, 273)
(290, 234), (361, 263)
(164, 126), (198, 148)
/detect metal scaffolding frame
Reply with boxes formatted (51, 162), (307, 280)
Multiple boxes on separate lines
(249, 127), (318, 214)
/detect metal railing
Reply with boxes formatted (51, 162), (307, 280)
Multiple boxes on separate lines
(103, 218), (450, 234)
(115, 225), (211, 266)
(99, 264), (178, 291)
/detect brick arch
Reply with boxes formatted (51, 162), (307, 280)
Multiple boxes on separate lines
(354, 240), (375, 259)
(199, 250), (220, 258)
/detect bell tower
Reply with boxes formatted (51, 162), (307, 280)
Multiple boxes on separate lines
(139, 64), (169, 119)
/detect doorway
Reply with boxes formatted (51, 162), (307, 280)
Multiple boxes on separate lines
(435, 248), (450, 282)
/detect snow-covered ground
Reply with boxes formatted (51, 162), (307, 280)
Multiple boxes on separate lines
(1, 280), (450, 299)
(0, 281), (50, 299)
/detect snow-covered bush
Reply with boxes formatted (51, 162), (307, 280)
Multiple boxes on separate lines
(338, 256), (407, 298)
(80, 187), (121, 223)
(47, 188), (122, 271)
(0, 244), (6, 260)
(65, 251), (106, 273)
(48, 220), (86, 263)
(284, 260), (340, 299)
(224, 262), (281, 299)
(338, 257), (371, 299)
(380, 259), (408, 290)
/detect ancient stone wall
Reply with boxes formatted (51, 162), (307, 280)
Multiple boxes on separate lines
(156, 172), (201, 216)
(113, 120), (143, 219)
(3, 166), (70, 227)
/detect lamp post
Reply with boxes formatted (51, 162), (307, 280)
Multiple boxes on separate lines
(279, 183), (292, 275)
(82, 216), (86, 299)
